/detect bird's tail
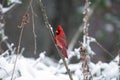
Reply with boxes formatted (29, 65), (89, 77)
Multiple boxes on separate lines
(62, 47), (68, 58)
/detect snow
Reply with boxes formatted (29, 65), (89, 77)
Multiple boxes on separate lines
(0, 31), (118, 80)
(82, 35), (96, 55)
(0, 51), (119, 80)
(0, 0), (21, 14)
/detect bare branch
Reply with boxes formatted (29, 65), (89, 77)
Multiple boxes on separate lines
(30, 2), (37, 55)
(79, 0), (93, 79)
(95, 41), (114, 58)
(38, 0), (73, 80)
(10, 0), (32, 79)
(68, 0), (100, 51)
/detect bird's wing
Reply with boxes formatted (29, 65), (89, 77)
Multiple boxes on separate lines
(58, 34), (68, 48)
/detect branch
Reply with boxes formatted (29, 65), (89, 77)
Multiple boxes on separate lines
(95, 41), (114, 58)
(38, 0), (73, 80)
(10, 26), (24, 80)
(68, 0), (100, 51)
(30, 2), (37, 55)
(10, 0), (31, 79)
(79, 0), (93, 79)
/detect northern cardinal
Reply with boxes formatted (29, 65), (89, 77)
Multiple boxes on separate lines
(55, 25), (68, 58)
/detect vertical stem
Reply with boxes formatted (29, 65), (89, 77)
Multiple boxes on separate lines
(30, 3), (37, 55)
(11, 27), (24, 80)
(81, 0), (93, 79)
(11, 0), (32, 79)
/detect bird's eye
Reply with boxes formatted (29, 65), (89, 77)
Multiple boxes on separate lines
(56, 30), (60, 35)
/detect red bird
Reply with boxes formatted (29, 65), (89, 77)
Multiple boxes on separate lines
(55, 25), (68, 58)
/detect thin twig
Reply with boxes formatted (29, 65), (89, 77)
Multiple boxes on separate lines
(11, 11), (30, 80)
(30, 2), (37, 55)
(38, 0), (73, 80)
(95, 41), (114, 58)
(10, 27), (24, 80)
(10, 0), (32, 79)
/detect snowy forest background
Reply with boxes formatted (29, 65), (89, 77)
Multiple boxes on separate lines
(0, 0), (120, 80)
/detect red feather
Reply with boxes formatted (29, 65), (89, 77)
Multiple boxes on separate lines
(55, 25), (68, 58)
